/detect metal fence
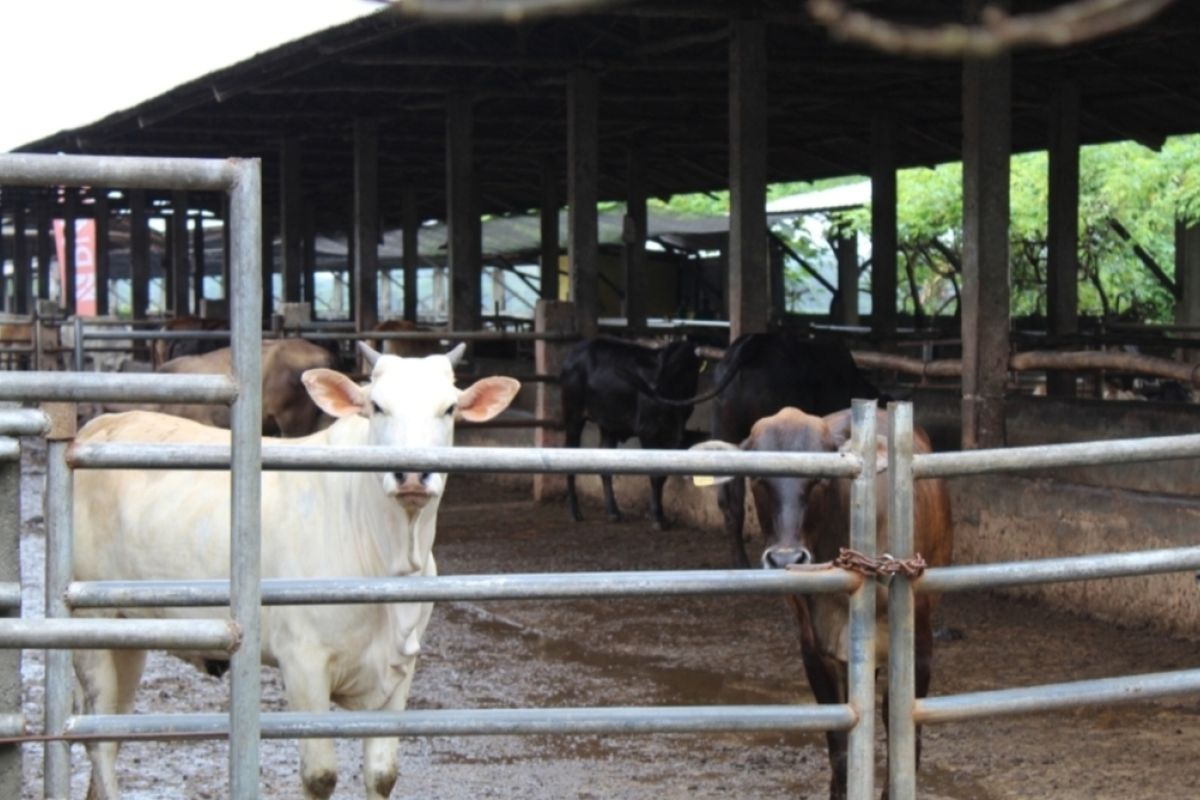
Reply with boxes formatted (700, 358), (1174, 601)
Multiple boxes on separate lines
(2, 152), (1200, 800)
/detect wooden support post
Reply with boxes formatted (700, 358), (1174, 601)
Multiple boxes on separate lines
(1176, 221), (1200, 363)
(129, 190), (150, 322)
(192, 215), (206, 310)
(12, 201), (28, 315)
(447, 94), (480, 334)
(1047, 80), (1080, 397)
(35, 194), (51, 301)
(568, 70), (599, 338)
(280, 139), (303, 304)
(728, 18), (768, 340)
(961, 9), (1012, 450)
(63, 190), (78, 316)
(624, 146), (648, 330)
(834, 233), (860, 325)
(262, 203), (275, 322)
(171, 191), (189, 316)
(534, 299), (577, 501)
(540, 160), (560, 301)
(0, 203), (7, 311)
(302, 202), (317, 308)
(94, 192), (109, 316)
(871, 113), (898, 342)
(402, 184), (419, 322)
(354, 119), (380, 335)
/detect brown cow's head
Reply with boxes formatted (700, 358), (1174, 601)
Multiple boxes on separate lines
(693, 407), (886, 569)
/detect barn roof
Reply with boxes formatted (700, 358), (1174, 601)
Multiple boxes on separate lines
(10, 1), (1200, 237)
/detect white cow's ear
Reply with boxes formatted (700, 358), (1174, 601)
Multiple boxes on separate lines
(457, 377), (520, 422)
(302, 368), (368, 418)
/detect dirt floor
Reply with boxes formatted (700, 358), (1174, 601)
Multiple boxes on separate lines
(14, 437), (1200, 799)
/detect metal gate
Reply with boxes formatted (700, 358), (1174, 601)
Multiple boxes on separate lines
(2, 153), (1200, 800)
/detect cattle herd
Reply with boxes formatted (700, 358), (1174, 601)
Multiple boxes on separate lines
(16, 317), (950, 798)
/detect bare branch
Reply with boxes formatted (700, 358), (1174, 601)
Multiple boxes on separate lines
(806, 0), (1177, 59)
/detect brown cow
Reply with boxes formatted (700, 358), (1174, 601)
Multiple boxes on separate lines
(697, 405), (953, 800)
(112, 338), (336, 436)
(371, 319), (444, 358)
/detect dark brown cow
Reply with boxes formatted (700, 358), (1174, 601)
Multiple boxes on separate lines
(698, 405), (953, 800)
(151, 315), (228, 368)
(112, 339), (336, 436)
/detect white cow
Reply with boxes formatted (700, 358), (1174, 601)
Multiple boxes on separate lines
(72, 342), (520, 800)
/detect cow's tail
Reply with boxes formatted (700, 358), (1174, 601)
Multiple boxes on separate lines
(623, 335), (760, 407)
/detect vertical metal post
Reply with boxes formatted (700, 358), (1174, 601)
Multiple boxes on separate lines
(846, 398), (877, 800)
(73, 316), (84, 372)
(228, 160), (264, 798)
(887, 402), (917, 800)
(43, 404), (76, 799)
(728, 18), (769, 339)
(0, 439), (21, 797)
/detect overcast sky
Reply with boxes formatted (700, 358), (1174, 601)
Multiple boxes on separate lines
(2, 0), (380, 152)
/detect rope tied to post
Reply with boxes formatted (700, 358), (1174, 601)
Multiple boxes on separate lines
(834, 547), (927, 579)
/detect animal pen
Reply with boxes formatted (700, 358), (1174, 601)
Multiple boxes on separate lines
(0, 153), (1198, 798)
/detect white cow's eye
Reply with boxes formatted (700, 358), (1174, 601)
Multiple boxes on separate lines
(444, 403), (456, 417)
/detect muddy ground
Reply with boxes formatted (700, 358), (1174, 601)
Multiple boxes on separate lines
(14, 437), (1200, 799)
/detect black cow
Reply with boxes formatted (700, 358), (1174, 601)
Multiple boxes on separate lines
(699, 333), (883, 567)
(561, 336), (701, 529)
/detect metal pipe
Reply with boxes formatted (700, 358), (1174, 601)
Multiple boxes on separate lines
(0, 715), (24, 739)
(0, 585), (21, 610)
(73, 316), (84, 371)
(64, 704), (859, 741)
(0, 619), (239, 651)
(846, 399), (877, 800)
(0, 441), (17, 463)
(886, 402), (917, 800)
(66, 568), (860, 608)
(81, 329), (232, 341)
(0, 410), (48, 437)
(914, 433), (1200, 478)
(917, 546), (1200, 594)
(43, 441), (72, 798)
(913, 668), (1200, 724)
(0, 373), (237, 404)
(306, 330), (578, 343)
(68, 442), (862, 478)
(227, 157), (264, 799)
(0, 153), (243, 192)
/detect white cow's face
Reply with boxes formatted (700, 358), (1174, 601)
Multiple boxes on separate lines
(302, 342), (520, 512)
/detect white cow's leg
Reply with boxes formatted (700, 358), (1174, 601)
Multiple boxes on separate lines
(74, 647), (147, 800)
(278, 657), (338, 799)
(363, 655), (419, 800)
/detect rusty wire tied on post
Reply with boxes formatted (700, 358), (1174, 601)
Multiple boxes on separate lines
(834, 547), (927, 582)
(806, 0), (1178, 58)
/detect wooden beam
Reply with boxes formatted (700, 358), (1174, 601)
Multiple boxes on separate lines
(834, 232), (860, 326)
(540, 160), (560, 301)
(1175, 221), (1200, 329)
(568, 69), (599, 338)
(446, 93), (480, 333)
(302, 201), (317, 308)
(63, 190), (78, 316)
(192, 215), (206, 311)
(402, 183), (419, 322)
(961, 4), (1012, 449)
(871, 112), (897, 341)
(1046, 80), (1081, 397)
(94, 192), (110, 316)
(35, 195), (51, 302)
(728, 18), (768, 339)
(623, 146), (648, 330)
(171, 191), (190, 316)
(130, 189), (150, 321)
(354, 118), (380, 334)
(280, 139), (304, 304)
